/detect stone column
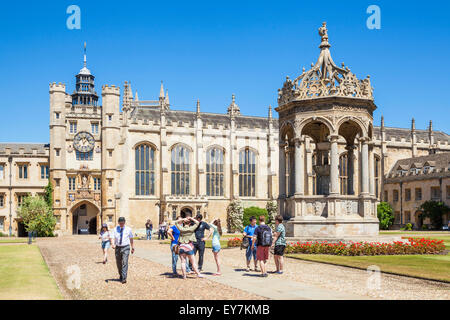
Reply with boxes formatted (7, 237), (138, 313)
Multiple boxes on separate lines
(329, 135), (339, 195)
(294, 137), (304, 195)
(360, 137), (369, 195)
(285, 145), (291, 196)
(279, 144), (286, 197)
(369, 143), (375, 196)
(346, 145), (355, 195)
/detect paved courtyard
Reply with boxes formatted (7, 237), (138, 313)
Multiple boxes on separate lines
(38, 236), (450, 300)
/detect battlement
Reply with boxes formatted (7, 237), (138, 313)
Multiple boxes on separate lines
(102, 85), (121, 95)
(49, 82), (66, 92)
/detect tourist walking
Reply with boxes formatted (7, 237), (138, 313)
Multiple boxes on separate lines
(243, 216), (258, 271)
(252, 215), (273, 277)
(207, 218), (222, 276)
(158, 220), (167, 240)
(145, 219), (153, 240)
(175, 216), (204, 279)
(167, 217), (191, 276)
(272, 215), (286, 274)
(191, 214), (211, 271)
(111, 217), (135, 284)
(99, 223), (113, 264)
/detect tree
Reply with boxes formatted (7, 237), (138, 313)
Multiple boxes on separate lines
(418, 201), (450, 230)
(226, 200), (244, 233)
(243, 206), (268, 228)
(377, 202), (394, 230)
(44, 179), (53, 210)
(18, 195), (56, 237)
(266, 201), (278, 230)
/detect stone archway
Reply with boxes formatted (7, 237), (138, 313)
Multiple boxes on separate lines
(70, 201), (100, 235)
(180, 207), (193, 218)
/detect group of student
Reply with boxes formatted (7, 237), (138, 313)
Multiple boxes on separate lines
(97, 212), (286, 284)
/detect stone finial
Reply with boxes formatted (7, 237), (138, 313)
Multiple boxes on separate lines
(165, 89), (170, 106)
(268, 105), (272, 119)
(381, 115), (385, 129)
(196, 99), (201, 113)
(123, 81), (133, 109)
(135, 91), (139, 101)
(429, 120), (433, 133)
(411, 118), (416, 131)
(227, 94), (241, 116)
(159, 81), (165, 99)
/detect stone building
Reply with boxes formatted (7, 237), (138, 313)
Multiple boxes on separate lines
(384, 152), (450, 229)
(1, 23), (449, 236)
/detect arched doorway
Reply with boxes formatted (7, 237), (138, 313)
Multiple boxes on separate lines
(414, 211), (423, 230)
(180, 207), (193, 218)
(71, 201), (100, 235)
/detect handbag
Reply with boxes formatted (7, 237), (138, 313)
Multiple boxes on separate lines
(241, 236), (250, 250)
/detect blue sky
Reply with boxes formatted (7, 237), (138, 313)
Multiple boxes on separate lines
(0, 0), (449, 142)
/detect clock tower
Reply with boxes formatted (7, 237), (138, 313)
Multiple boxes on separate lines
(49, 43), (103, 235)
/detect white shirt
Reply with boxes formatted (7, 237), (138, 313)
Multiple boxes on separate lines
(112, 226), (134, 247)
(100, 231), (111, 242)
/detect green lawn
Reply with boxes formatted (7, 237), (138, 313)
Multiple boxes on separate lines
(0, 245), (62, 300)
(287, 235), (450, 282)
(0, 239), (34, 244)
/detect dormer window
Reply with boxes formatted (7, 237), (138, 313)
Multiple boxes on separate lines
(423, 166), (430, 174)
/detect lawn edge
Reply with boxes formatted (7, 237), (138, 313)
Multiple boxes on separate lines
(36, 244), (65, 300)
(285, 254), (450, 284)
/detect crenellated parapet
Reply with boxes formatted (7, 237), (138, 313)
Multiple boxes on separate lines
(102, 85), (120, 96)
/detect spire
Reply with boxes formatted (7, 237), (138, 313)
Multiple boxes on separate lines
(159, 81), (165, 99)
(227, 94), (241, 116)
(411, 118), (415, 131)
(135, 91), (139, 101)
(123, 81), (133, 109)
(83, 42), (87, 68)
(268, 105), (273, 119)
(429, 120), (433, 133)
(196, 99), (201, 113)
(381, 115), (385, 130)
(165, 89), (170, 105)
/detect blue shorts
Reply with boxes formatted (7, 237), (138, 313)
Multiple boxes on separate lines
(246, 245), (257, 261)
(101, 241), (111, 249)
(212, 244), (221, 253)
(179, 249), (195, 255)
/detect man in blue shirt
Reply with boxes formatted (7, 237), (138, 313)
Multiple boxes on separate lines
(243, 216), (258, 272)
(167, 217), (191, 276)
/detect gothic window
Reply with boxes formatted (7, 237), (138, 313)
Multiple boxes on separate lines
(312, 153), (317, 195)
(415, 188), (422, 201)
(339, 153), (348, 195)
(93, 177), (101, 191)
(40, 165), (49, 179)
(70, 122), (77, 134)
(206, 148), (224, 196)
(91, 123), (99, 134)
(171, 145), (190, 195)
(239, 148), (256, 197)
(135, 144), (155, 196)
(18, 165), (28, 179)
(374, 156), (381, 199)
(68, 177), (76, 191)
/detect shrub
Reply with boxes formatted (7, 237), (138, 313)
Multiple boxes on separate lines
(0, 232), (9, 237)
(418, 201), (450, 230)
(377, 202), (395, 230)
(243, 206), (268, 228)
(18, 195), (56, 237)
(227, 237), (243, 248)
(266, 201), (278, 230)
(226, 200), (244, 233)
(422, 224), (429, 230)
(284, 238), (445, 256)
(405, 223), (412, 231)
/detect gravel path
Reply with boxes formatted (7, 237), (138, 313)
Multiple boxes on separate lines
(37, 236), (264, 300)
(38, 236), (450, 300)
(135, 239), (450, 300)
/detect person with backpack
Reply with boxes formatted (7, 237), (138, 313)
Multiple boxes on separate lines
(251, 215), (272, 277)
(243, 216), (258, 272)
(272, 215), (286, 274)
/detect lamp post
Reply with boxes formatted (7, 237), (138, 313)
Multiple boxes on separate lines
(8, 156), (12, 237)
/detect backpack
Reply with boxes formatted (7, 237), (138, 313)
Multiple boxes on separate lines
(259, 226), (273, 247)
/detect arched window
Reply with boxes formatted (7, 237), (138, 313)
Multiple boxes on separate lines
(206, 148), (224, 196)
(135, 144), (155, 195)
(375, 156), (380, 199)
(171, 145), (190, 195)
(239, 148), (256, 197)
(339, 153), (348, 195)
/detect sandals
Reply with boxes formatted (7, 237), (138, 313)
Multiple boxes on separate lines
(213, 273), (221, 276)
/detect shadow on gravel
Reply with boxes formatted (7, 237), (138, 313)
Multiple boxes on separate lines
(105, 278), (121, 283)
(242, 273), (264, 277)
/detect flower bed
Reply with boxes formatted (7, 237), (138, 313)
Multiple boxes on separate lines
(285, 238), (446, 256)
(227, 237), (243, 248)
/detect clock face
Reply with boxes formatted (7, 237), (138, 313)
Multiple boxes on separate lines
(73, 132), (95, 153)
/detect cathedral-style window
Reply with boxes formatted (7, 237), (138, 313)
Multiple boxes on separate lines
(374, 156), (380, 199)
(206, 148), (224, 196)
(239, 148), (256, 197)
(135, 144), (155, 196)
(339, 153), (348, 195)
(76, 151), (93, 161)
(171, 145), (190, 195)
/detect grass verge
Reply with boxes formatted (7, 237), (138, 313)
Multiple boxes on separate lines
(0, 245), (62, 300)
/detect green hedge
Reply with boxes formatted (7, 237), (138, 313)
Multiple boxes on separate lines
(242, 206), (268, 228)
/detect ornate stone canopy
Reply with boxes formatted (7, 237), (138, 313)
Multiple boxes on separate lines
(278, 22), (373, 106)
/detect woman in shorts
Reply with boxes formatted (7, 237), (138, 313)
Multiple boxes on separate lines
(99, 223), (112, 264)
(175, 216), (204, 279)
(208, 218), (222, 276)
